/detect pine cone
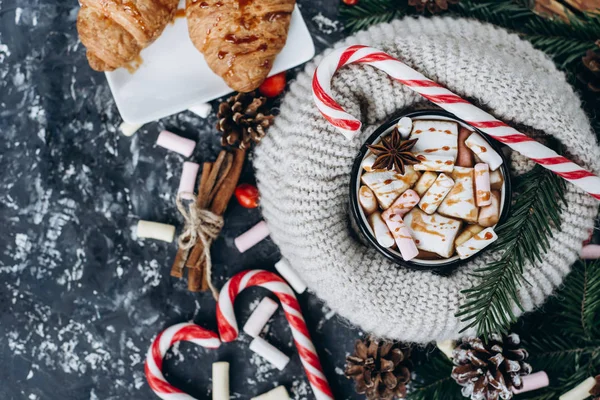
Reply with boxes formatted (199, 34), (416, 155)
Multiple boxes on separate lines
(345, 337), (411, 400)
(408, 0), (459, 13)
(451, 333), (532, 400)
(591, 375), (600, 400)
(216, 92), (274, 149)
(579, 48), (600, 93)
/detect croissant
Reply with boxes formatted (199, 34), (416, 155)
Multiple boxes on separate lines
(186, 0), (296, 92)
(77, 0), (179, 71)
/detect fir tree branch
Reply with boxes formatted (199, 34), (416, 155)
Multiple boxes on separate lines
(340, 0), (407, 33)
(408, 350), (463, 400)
(456, 165), (566, 338)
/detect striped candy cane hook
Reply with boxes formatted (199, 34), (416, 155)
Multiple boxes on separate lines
(312, 45), (600, 200)
(145, 322), (221, 400)
(216, 270), (334, 400)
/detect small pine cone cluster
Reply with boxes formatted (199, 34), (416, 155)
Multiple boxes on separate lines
(345, 337), (411, 400)
(216, 92), (274, 149)
(451, 333), (532, 400)
(408, 0), (459, 13)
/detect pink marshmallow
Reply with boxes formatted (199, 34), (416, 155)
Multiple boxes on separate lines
(381, 210), (419, 261)
(580, 244), (600, 259)
(512, 371), (549, 394)
(178, 162), (199, 200)
(475, 163), (492, 207)
(235, 221), (270, 253)
(388, 189), (420, 217)
(156, 130), (196, 157)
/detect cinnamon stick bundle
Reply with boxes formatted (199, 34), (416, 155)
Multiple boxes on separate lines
(171, 148), (247, 293)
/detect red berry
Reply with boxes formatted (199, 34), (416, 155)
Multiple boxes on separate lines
(235, 183), (260, 208)
(342, 0), (358, 4)
(259, 72), (287, 98)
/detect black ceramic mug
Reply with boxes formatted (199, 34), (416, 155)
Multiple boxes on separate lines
(349, 110), (512, 271)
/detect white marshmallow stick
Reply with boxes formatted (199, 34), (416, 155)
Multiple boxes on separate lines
(478, 190), (500, 228)
(188, 102), (212, 118)
(119, 122), (143, 137)
(361, 153), (378, 172)
(413, 155), (455, 173)
(368, 212), (395, 249)
(559, 376), (596, 400)
(251, 386), (291, 400)
(243, 297), (279, 338)
(438, 167), (479, 223)
(274, 258), (307, 294)
(387, 189), (420, 217)
(136, 220), (176, 243)
(359, 186), (378, 215)
(456, 227), (498, 259)
(465, 133), (503, 171)
(381, 210), (419, 261)
(436, 339), (456, 360)
(212, 362), (229, 400)
(490, 169), (504, 190)
(474, 163), (492, 207)
(455, 225), (484, 247)
(419, 173), (454, 214)
(249, 337), (290, 371)
(396, 117), (412, 139)
(361, 167), (419, 209)
(414, 171), (438, 197)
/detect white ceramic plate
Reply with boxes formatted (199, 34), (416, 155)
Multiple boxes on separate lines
(105, 2), (315, 124)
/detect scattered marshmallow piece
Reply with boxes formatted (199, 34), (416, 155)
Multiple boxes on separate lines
(136, 220), (176, 242)
(438, 167), (479, 223)
(490, 169), (504, 190)
(457, 126), (474, 167)
(178, 162), (200, 200)
(456, 227), (498, 259)
(361, 167), (419, 209)
(212, 362), (229, 400)
(381, 209), (419, 261)
(359, 186), (378, 215)
(188, 102), (212, 118)
(361, 153), (378, 172)
(404, 208), (462, 258)
(386, 189), (420, 217)
(243, 297), (279, 338)
(474, 163), (492, 207)
(455, 225), (484, 247)
(235, 221), (270, 253)
(414, 171), (438, 197)
(581, 244), (600, 259)
(156, 130), (196, 157)
(436, 339), (456, 359)
(419, 173), (454, 214)
(396, 117), (413, 139)
(413, 155), (455, 173)
(409, 120), (459, 161)
(559, 376), (596, 400)
(512, 371), (549, 394)
(249, 337), (290, 371)
(120, 121), (143, 137)
(275, 258), (307, 294)
(251, 386), (291, 400)
(465, 133), (503, 171)
(368, 212), (395, 249)
(478, 190), (500, 228)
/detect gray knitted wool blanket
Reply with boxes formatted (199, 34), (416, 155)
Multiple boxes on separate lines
(253, 17), (600, 343)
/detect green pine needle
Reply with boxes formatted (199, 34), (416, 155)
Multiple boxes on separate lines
(456, 165), (566, 338)
(408, 350), (463, 400)
(340, 0), (407, 32)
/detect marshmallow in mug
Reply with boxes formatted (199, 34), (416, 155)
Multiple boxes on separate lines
(360, 153), (378, 172)
(396, 117), (413, 139)
(409, 120), (459, 160)
(456, 126), (474, 167)
(456, 227), (498, 259)
(413, 155), (455, 173)
(478, 190), (501, 228)
(413, 171), (438, 196)
(474, 163), (492, 207)
(455, 224), (484, 247)
(419, 173), (454, 214)
(381, 210), (419, 261)
(369, 212), (396, 249)
(358, 186), (378, 215)
(465, 132), (503, 171)
(386, 189), (420, 217)
(404, 208), (462, 258)
(438, 167), (479, 223)
(490, 169), (504, 190)
(361, 167), (419, 209)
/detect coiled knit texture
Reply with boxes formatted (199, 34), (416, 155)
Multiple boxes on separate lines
(253, 17), (600, 343)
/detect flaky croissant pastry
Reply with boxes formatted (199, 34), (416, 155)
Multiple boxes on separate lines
(77, 0), (179, 71)
(186, 0), (295, 92)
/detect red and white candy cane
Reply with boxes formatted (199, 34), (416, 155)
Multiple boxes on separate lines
(313, 45), (600, 200)
(217, 270), (334, 400)
(145, 322), (221, 400)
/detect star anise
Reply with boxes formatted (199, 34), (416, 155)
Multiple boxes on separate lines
(367, 129), (419, 174)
